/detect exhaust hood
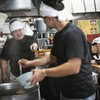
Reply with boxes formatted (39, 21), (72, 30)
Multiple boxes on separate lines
(0, 0), (32, 11)
(0, 0), (42, 17)
(0, 0), (41, 11)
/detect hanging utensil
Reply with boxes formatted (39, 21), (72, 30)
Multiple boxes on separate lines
(32, 0), (41, 15)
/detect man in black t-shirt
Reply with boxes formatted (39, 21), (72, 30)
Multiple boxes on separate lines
(18, 2), (96, 100)
(0, 20), (38, 82)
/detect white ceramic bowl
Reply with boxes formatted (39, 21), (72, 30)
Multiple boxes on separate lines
(16, 72), (34, 89)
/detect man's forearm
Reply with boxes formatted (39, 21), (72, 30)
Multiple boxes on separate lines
(30, 54), (56, 66)
(45, 58), (81, 77)
(1, 60), (8, 75)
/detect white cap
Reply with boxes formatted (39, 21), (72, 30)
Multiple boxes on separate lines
(92, 37), (100, 44)
(10, 21), (25, 32)
(40, 2), (73, 21)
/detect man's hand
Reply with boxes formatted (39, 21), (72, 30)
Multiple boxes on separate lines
(27, 69), (47, 85)
(2, 74), (8, 83)
(30, 43), (38, 52)
(18, 59), (31, 68)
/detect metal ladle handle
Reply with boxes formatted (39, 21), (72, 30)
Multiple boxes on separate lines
(19, 64), (22, 75)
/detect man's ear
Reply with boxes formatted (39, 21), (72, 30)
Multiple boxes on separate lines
(46, 18), (50, 22)
(46, 17), (51, 22)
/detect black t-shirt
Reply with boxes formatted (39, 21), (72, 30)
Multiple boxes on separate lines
(51, 23), (95, 98)
(0, 35), (37, 76)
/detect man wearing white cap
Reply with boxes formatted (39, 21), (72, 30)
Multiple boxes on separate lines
(0, 20), (38, 82)
(18, 2), (95, 100)
(90, 37), (100, 64)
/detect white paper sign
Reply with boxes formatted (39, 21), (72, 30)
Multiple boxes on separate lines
(95, 0), (100, 12)
(84, 0), (95, 12)
(71, 0), (85, 13)
(63, 0), (73, 13)
(2, 23), (10, 33)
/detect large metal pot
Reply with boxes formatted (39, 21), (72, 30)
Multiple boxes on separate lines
(36, 18), (47, 33)
(0, 82), (39, 100)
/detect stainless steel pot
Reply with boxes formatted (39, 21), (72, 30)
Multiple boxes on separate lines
(36, 19), (47, 33)
(0, 93), (36, 100)
(0, 82), (23, 96)
(0, 82), (39, 100)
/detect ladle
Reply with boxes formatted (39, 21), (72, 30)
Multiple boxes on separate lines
(19, 64), (22, 75)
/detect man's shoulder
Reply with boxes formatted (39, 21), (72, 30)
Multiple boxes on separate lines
(67, 24), (85, 39)
(24, 35), (32, 37)
(24, 35), (37, 42)
(62, 23), (77, 34)
(7, 38), (15, 43)
(69, 24), (80, 32)
(24, 35), (33, 39)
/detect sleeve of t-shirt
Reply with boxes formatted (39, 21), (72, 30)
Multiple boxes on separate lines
(64, 31), (84, 60)
(0, 40), (9, 60)
(32, 36), (38, 44)
(28, 36), (38, 44)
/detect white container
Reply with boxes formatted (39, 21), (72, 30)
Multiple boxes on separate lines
(16, 72), (33, 89)
(44, 52), (50, 56)
(92, 72), (98, 85)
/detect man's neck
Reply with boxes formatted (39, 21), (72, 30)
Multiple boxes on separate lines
(56, 20), (69, 32)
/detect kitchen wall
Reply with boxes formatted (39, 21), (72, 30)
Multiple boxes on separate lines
(63, 0), (100, 42)
(72, 13), (100, 42)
